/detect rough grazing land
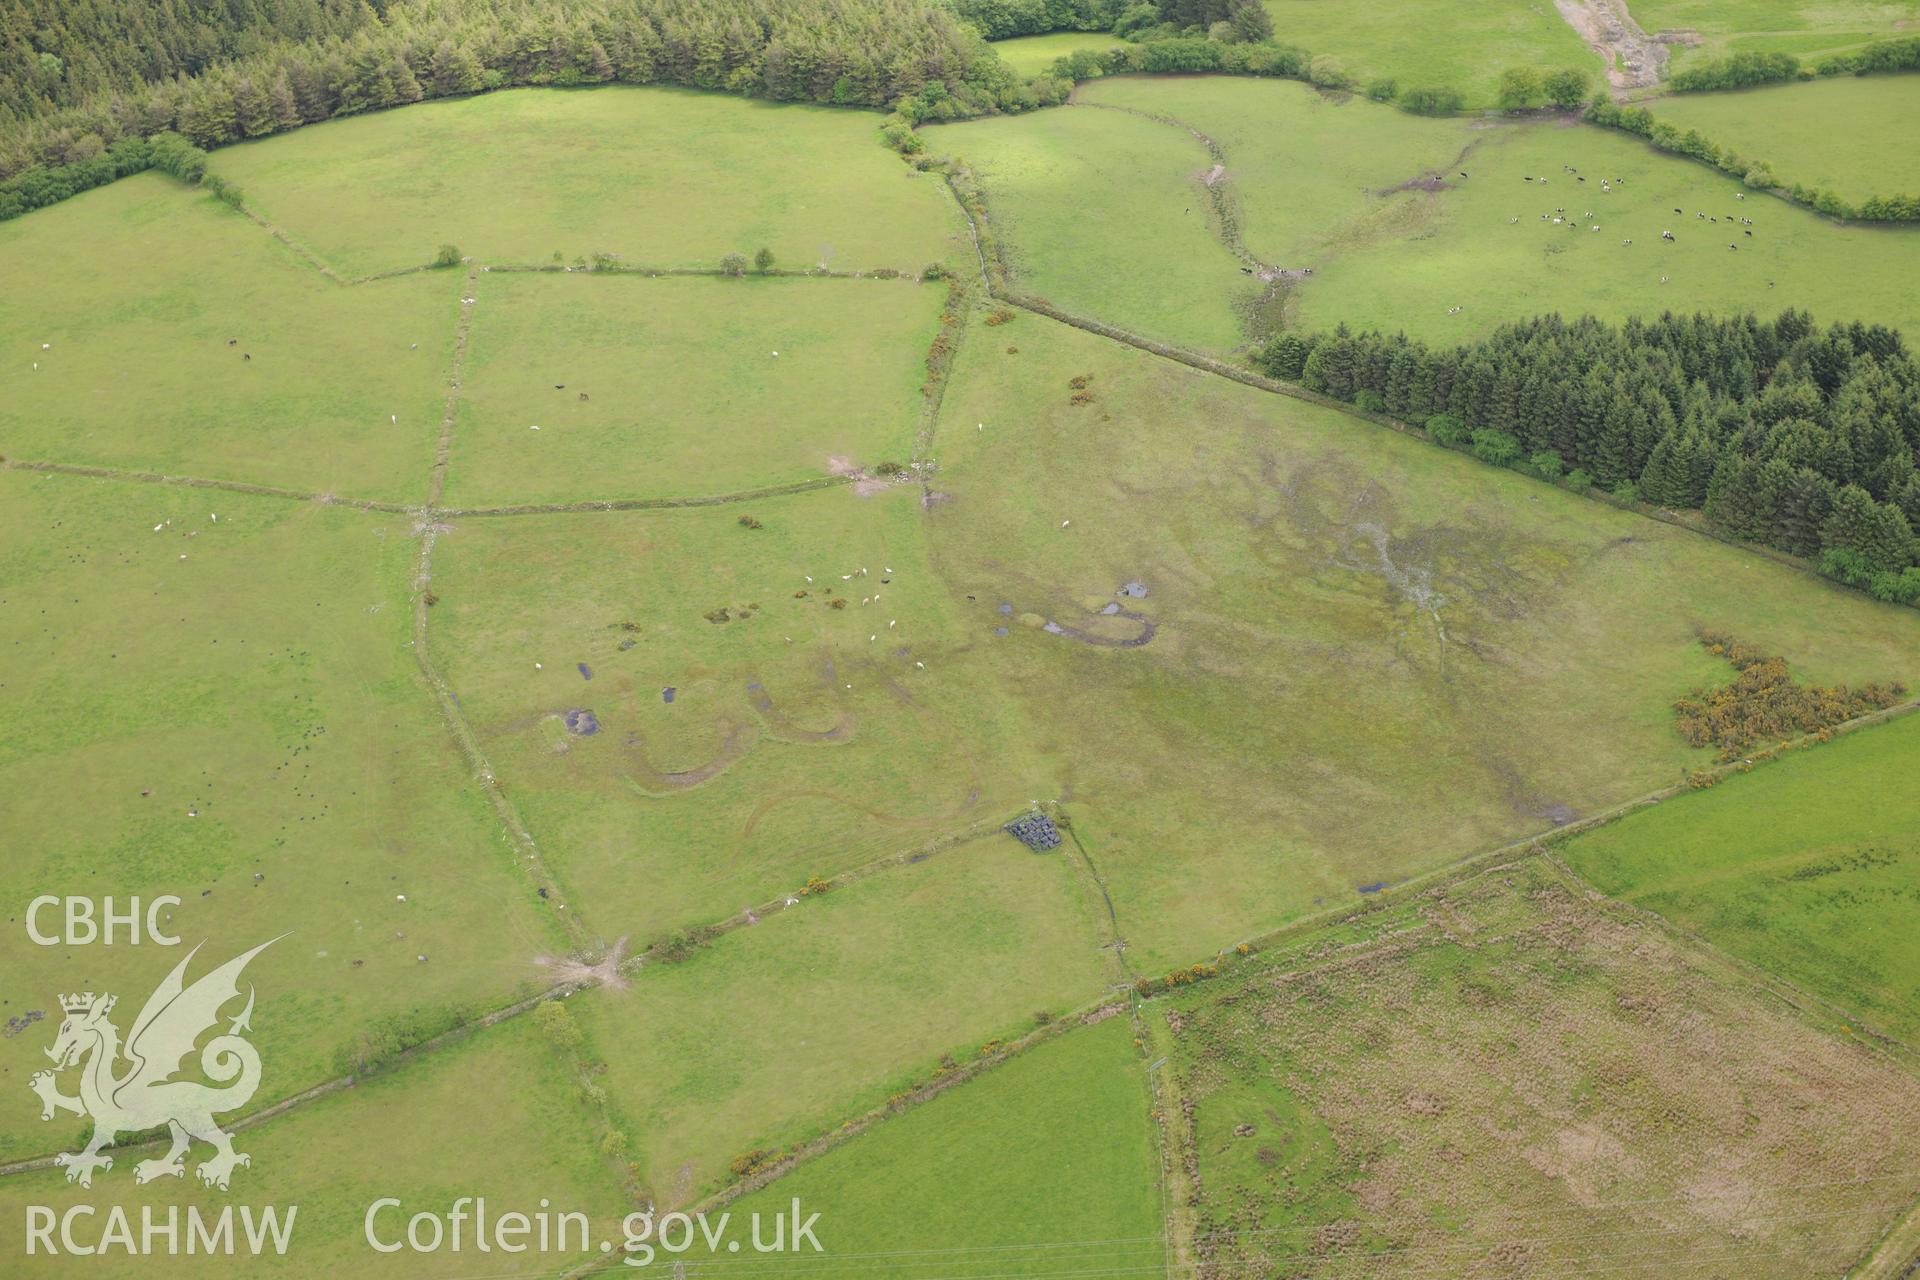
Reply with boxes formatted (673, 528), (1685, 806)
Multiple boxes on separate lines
(1166, 857), (1920, 1278)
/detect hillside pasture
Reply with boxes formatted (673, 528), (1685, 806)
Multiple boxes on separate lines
(566, 834), (1113, 1205)
(931, 312), (1920, 969)
(718, 1016), (1163, 1278)
(443, 274), (945, 507)
(1562, 709), (1920, 1041)
(1642, 74), (1920, 203)
(0, 1017), (625, 1278)
(940, 81), (1920, 344)
(0, 173), (456, 503)
(933, 103), (1252, 352)
(1164, 856), (1920, 1276)
(1260, 0), (1606, 107)
(0, 474), (567, 1162)
(205, 86), (963, 278)
(424, 486), (1042, 946)
(991, 31), (1129, 76)
(1624, 0), (1920, 71)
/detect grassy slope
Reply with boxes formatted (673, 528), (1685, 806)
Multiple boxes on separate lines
(1644, 75), (1920, 202)
(933, 312), (1920, 970)
(932, 103), (1252, 352)
(717, 1016), (1164, 1277)
(0, 174), (456, 503)
(205, 86), (963, 277)
(568, 834), (1113, 1205)
(991, 31), (1130, 76)
(1079, 76), (1482, 264)
(1165, 856), (1920, 1276)
(0, 1017), (627, 1277)
(445, 275), (944, 506)
(0, 475), (568, 1161)
(1561, 710), (1920, 1040)
(941, 80), (1920, 345)
(1262, 0), (1606, 107)
(1624, 0), (1920, 70)
(427, 486), (1043, 945)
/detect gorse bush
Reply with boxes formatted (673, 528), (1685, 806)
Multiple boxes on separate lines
(1673, 632), (1905, 759)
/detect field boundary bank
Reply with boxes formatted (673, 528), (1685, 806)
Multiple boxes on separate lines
(1, 457), (867, 520)
(229, 194), (959, 287)
(1852, 1193), (1920, 1278)
(0, 810), (1033, 1182)
(0, 458), (410, 511)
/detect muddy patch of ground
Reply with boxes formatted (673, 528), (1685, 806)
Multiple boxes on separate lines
(1554, 0), (1668, 94)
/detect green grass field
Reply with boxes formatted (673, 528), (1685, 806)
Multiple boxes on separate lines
(1644, 74), (1920, 202)
(991, 31), (1130, 76)
(0, 1017), (628, 1277)
(1623, 0), (1920, 71)
(933, 102), (1253, 351)
(0, 473), (567, 1163)
(0, 174), (456, 503)
(426, 486), (1042, 945)
(942, 79), (1920, 346)
(932, 311), (1920, 969)
(717, 1017), (1163, 1277)
(1261, 0), (1606, 107)
(1164, 856), (1920, 1276)
(206, 87), (963, 278)
(566, 835), (1113, 1205)
(1561, 710), (1920, 1040)
(445, 274), (945, 507)
(9, 64), (1920, 1280)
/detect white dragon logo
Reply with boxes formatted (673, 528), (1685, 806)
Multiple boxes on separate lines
(29, 937), (279, 1190)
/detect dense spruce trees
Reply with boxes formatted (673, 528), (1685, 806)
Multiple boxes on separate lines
(1256, 312), (1920, 601)
(1, 0), (1067, 194)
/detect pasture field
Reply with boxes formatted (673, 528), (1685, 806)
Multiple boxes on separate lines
(0, 1016), (627, 1277)
(991, 32), (1129, 76)
(1623, 0), (1920, 71)
(565, 834), (1114, 1206)
(1076, 76), (1482, 265)
(205, 87), (963, 278)
(1259, 0), (1605, 107)
(942, 81), (1920, 345)
(0, 173), (457, 503)
(1163, 856), (1920, 1276)
(717, 1016), (1163, 1278)
(932, 312), (1920, 969)
(0, 475), (568, 1166)
(1561, 710), (1920, 1041)
(7, 63), (1920, 1280)
(0, 473), (567, 1163)
(1643, 74), (1920, 202)
(425, 486), (1043, 945)
(933, 103), (1252, 351)
(444, 275), (945, 507)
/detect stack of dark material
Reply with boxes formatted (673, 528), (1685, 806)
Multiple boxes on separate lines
(1005, 811), (1061, 852)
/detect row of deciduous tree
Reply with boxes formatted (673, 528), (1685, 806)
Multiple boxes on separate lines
(1255, 311), (1920, 602)
(1586, 100), (1920, 223)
